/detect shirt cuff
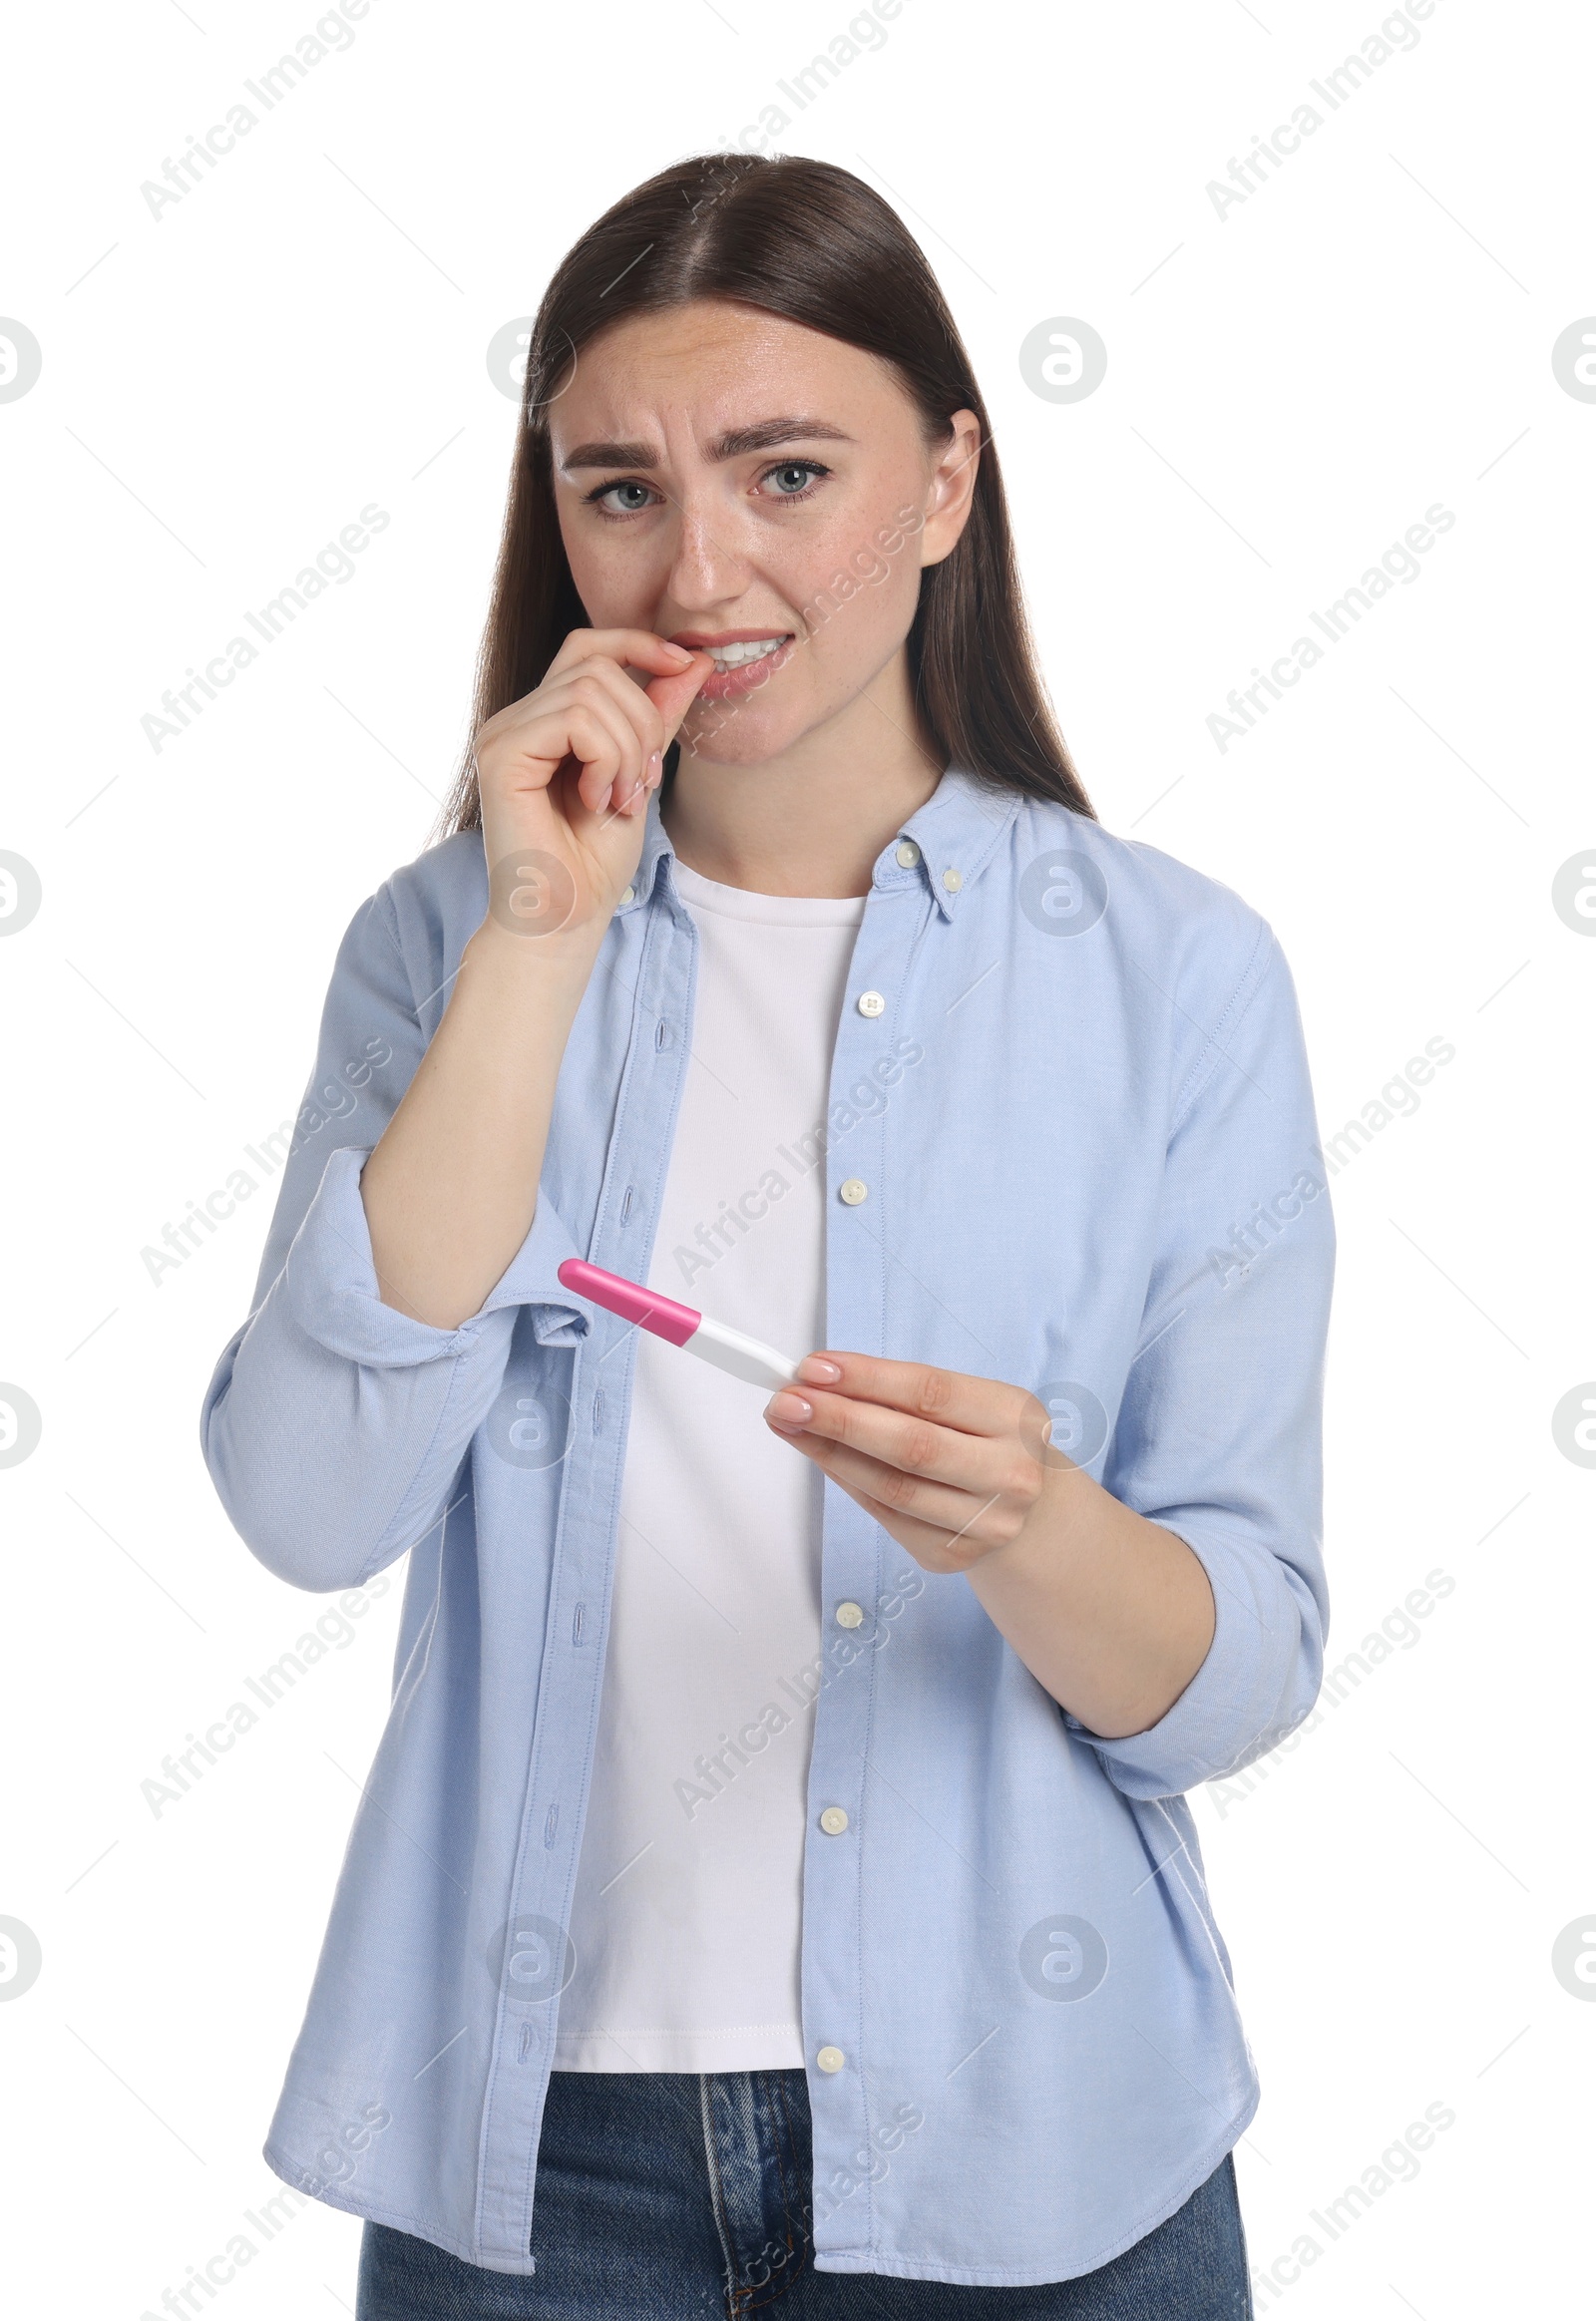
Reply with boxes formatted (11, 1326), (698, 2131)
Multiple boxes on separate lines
(1062, 1524), (1311, 1797)
(284, 1145), (593, 1367)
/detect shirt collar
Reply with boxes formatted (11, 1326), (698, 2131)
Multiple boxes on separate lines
(621, 763), (1020, 924)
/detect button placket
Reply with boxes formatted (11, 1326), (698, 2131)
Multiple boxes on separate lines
(804, 885), (917, 2252)
(478, 891), (697, 2260)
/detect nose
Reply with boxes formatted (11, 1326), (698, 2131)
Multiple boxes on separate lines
(662, 490), (754, 617)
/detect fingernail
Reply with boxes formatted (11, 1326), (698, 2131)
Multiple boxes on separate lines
(597, 780), (613, 814)
(662, 641), (694, 664)
(646, 750), (662, 785)
(797, 1356), (841, 1383)
(765, 1392), (813, 1425)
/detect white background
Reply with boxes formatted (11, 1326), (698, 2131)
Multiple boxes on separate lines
(2, 1), (1589, 2312)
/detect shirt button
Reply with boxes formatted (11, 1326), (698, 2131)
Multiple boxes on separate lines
(816, 2046), (846, 2074)
(895, 840), (920, 867)
(620, 887), (635, 906)
(835, 1601), (865, 1628)
(819, 1806), (850, 1835)
(856, 989), (885, 1017)
(942, 867), (963, 892)
(839, 1178), (868, 1205)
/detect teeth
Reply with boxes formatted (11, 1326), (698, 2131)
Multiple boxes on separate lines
(704, 637), (788, 668)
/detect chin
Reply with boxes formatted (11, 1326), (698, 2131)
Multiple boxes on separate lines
(677, 702), (807, 768)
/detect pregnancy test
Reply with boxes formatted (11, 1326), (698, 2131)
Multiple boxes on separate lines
(556, 1259), (803, 1390)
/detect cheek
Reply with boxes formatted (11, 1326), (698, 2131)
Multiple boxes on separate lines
(559, 521), (657, 626)
(798, 494), (924, 653)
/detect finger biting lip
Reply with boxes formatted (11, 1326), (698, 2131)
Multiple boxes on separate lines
(669, 627), (797, 701)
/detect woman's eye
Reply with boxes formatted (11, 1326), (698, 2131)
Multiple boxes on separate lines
(592, 480), (655, 515)
(761, 460), (829, 500)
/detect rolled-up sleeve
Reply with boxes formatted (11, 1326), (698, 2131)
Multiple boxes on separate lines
(200, 882), (590, 1593)
(1068, 922), (1335, 1798)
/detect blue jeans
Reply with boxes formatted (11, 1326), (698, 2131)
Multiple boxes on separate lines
(356, 2067), (1252, 2318)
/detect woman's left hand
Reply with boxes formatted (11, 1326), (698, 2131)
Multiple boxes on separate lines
(763, 1349), (1216, 1738)
(763, 1352), (1060, 1573)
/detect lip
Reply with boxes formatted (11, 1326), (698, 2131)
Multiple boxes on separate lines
(671, 628), (798, 703)
(669, 627), (793, 648)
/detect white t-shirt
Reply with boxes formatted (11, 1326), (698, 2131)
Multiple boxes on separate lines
(554, 857), (867, 2073)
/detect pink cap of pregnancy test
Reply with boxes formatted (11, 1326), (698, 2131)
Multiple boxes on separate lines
(556, 1259), (700, 1348)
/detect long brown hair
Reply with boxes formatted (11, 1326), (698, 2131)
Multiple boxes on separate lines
(432, 153), (1092, 840)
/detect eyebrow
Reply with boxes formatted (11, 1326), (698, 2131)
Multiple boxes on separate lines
(558, 417), (855, 473)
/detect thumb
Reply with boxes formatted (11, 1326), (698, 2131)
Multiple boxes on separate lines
(643, 652), (714, 744)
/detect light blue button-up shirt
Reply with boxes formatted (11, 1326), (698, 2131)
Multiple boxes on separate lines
(200, 764), (1333, 2290)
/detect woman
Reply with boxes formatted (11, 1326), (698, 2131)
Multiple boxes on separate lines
(201, 153), (1333, 2318)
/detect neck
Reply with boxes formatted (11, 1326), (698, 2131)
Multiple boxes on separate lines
(661, 647), (944, 898)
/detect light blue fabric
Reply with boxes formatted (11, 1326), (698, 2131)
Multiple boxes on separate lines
(200, 764), (1333, 2290)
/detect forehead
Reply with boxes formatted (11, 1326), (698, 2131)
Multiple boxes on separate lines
(548, 299), (908, 448)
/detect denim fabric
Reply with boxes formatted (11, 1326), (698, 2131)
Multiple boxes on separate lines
(202, 765), (1333, 2282)
(355, 2067), (1252, 2318)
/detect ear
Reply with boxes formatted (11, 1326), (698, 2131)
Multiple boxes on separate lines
(918, 409), (983, 570)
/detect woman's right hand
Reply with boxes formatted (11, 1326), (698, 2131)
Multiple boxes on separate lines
(362, 630), (709, 1327)
(472, 629), (711, 945)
